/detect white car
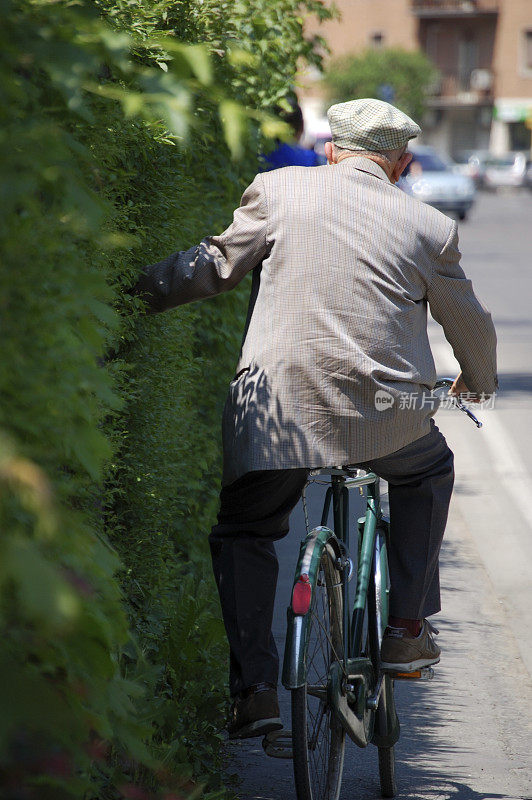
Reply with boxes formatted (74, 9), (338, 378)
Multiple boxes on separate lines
(483, 152), (528, 190)
(398, 146), (476, 221)
(453, 150), (491, 188)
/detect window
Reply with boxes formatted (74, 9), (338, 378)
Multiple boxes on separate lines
(370, 32), (384, 49)
(509, 122), (529, 152)
(458, 32), (478, 90)
(426, 24), (440, 63)
(524, 30), (532, 72)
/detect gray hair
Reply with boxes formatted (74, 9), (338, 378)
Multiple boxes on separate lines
(333, 143), (405, 167)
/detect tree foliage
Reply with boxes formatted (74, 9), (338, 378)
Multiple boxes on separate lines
(325, 47), (438, 121)
(0, 0), (333, 797)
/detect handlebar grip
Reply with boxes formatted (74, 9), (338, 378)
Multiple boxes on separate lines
(433, 378), (483, 428)
(454, 398), (483, 428)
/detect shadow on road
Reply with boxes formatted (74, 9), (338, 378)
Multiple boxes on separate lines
(225, 492), (529, 800)
(389, 677), (526, 800)
(497, 373), (532, 395)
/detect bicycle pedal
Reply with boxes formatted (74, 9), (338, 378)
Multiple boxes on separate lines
(391, 667), (435, 681)
(262, 729), (293, 759)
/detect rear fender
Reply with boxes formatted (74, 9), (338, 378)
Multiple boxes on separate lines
(282, 526), (342, 690)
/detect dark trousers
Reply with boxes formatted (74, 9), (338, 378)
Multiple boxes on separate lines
(209, 422), (454, 697)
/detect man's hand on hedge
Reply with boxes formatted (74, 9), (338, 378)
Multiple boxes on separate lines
(127, 266), (166, 314)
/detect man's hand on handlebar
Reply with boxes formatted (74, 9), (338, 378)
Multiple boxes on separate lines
(449, 372), (481, 404)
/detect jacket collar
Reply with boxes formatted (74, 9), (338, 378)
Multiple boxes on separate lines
(338, 155), (390, 183)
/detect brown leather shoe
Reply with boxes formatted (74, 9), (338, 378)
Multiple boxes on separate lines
(227, 683), (283, 739)
(381, 619), (441, 672)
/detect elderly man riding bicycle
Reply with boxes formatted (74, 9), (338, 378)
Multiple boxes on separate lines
(134, 98), (497, 740)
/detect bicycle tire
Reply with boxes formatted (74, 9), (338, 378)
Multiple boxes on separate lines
(378, 742), (396, 798)
(371, 531), (397, 798)
(376, 674), (397, 797)
(291, 542), (346, 800)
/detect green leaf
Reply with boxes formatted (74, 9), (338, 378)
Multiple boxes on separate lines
(1, 539), (81, 631)
(219, 100), (246, 158)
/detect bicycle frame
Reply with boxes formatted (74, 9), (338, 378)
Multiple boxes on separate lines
(282, 469), (399, 749)
(318, 471), (382, 660)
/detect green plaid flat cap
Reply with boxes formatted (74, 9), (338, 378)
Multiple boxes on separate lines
(327, 98), (421, 152)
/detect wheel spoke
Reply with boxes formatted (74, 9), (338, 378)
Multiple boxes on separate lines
(308, 700), (326, 750)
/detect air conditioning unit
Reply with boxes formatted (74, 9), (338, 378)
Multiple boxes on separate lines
(470, 69), (493, 91)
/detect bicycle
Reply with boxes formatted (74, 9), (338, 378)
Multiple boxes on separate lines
(266, 378), (482, 799)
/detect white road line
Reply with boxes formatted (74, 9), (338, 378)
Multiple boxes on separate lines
(432, 340), (532, 530)
(432, 338), (532, 677)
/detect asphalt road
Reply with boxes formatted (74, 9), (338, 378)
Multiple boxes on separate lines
(226, 190), (532, 800)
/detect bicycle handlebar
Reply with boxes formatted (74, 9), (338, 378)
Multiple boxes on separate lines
(434, 378), (482, 428)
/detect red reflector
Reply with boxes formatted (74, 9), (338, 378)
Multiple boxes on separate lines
(292, 574), (312, 615)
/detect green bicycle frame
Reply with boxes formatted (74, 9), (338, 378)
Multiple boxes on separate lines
(282, 471), (399, 749)
(351, 479), (381, 657)
(283, 471), (381, 687)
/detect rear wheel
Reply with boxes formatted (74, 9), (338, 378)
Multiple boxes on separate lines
(371, 530), (398, 798)
(291, 542), (345, 800)
(378, 740), (396, 798)
(377, 676), (397, 797)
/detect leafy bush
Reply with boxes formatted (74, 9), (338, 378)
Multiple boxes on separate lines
(0, 0), (333, 797)
(325, 47), (438, 121)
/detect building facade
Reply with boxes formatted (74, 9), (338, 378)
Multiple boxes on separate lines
(302, 0), (532, 157)
(491, 0), (532, 152)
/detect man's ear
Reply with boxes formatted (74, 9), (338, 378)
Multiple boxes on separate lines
(324, 141), (335, 165)
(391, 151), (412, 183)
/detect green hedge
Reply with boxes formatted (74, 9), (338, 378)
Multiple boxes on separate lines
(0, 0), (332, 797)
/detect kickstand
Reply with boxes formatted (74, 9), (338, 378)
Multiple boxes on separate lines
(262, 729), (293, 759)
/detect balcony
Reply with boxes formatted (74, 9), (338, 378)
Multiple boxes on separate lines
(428, 69), (494, 105)
(412, 0), (498, 17)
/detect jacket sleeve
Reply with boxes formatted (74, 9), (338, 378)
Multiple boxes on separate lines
(133, 174), (269, 312)
(427, 222), (498, 394)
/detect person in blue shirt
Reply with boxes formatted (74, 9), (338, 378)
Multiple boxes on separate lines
(262, 97), (321, 170)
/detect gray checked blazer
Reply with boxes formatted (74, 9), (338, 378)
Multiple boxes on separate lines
(139, 157), (497, 485)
